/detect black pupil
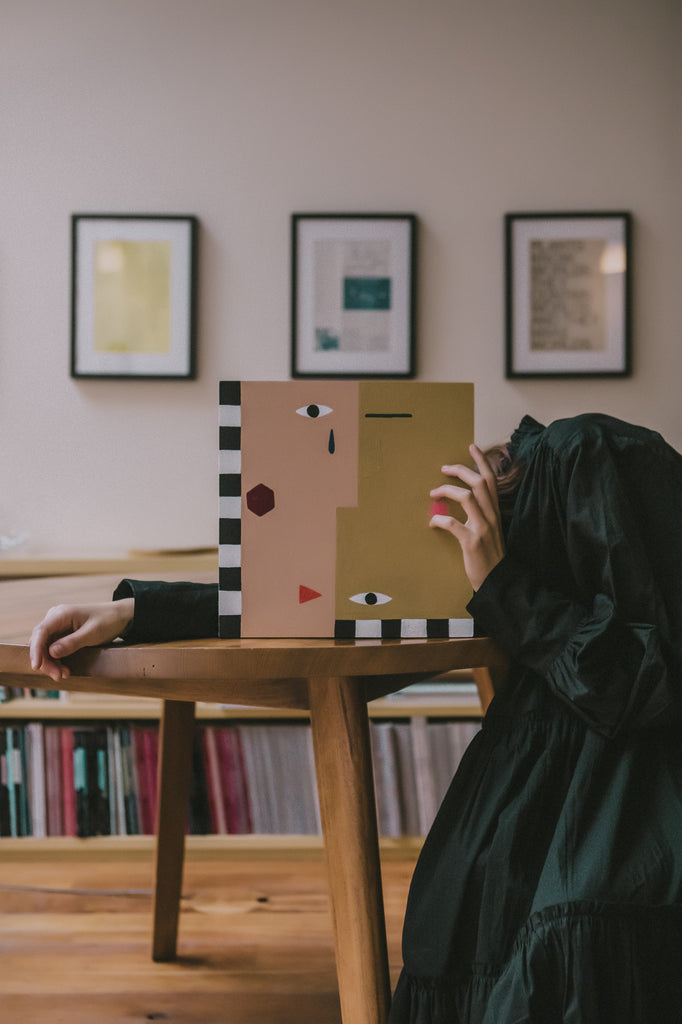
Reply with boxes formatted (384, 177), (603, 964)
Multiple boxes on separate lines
(307, 404), (320, 418)
(365, 593), (378, 605)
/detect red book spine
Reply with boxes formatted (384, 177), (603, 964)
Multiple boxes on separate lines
(60, 727), (77, 837)
(216, 727), (247, 833)
(201, 727), (226, 834)
(233, 729), (253, 834)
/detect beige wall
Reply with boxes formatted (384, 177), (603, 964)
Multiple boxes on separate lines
(1, 0), (679, 552)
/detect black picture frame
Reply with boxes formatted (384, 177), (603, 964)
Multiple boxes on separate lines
(291, 213), (417, 378)
(505, 211), (632, 378)
(71, 213), (198, 379)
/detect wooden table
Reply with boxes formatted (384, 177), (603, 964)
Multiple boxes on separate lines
(0, 575), (506, 1024)
(0, 549), (218, 579)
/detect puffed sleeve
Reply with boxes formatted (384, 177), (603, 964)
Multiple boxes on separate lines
(112, 579), (218, 643)
(468, 426), (682, 736)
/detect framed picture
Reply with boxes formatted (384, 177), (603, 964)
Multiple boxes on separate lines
(291, 213), (417, 378)
(505, 211), (632, 378)
(71, 214), (198, 379)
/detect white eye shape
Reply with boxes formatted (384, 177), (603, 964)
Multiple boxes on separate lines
(349, 592), (392, 606)
(296, 404), (333, 419)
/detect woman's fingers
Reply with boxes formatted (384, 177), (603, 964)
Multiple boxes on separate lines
(30, 606), (73, 674)
(430, 444), (506, 591)
(429, 512), (467, 542)
(469, 444), (501, 517)
(439, 446), (500, 525)
(29, 600), (134, 682)
(430, 482), (475, 503)
(430, 474), (494, 527)
(29, 627), (71, 682)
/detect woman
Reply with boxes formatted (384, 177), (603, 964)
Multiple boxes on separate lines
(31, 412), (682, 1022)
(391, 413), (682, 1023)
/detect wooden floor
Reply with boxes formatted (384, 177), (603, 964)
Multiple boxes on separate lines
(0, 839), (420, 1023)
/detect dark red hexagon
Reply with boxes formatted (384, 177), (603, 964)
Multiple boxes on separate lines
(246, 483), (275, 517)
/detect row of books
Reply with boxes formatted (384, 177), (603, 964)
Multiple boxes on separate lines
(0, 718), (481, 840)
(0, 686), (60, 702)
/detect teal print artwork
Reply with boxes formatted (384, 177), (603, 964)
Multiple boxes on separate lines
(315, 328), (340, 350)
(343, 277), (392, 311)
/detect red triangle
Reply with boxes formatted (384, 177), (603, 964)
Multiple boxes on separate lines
(299, 585), (323, 604)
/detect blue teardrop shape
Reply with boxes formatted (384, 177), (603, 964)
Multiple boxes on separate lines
(328, 428), (335, 454)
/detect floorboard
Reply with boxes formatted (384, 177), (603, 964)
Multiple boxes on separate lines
(0, 844), (419, 1023)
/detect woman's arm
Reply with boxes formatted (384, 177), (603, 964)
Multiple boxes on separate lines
(112, 580), (218, 643)
(30, 599), (135, 682)
(464, 430), (682, 736)
(30, 580), (219, 682)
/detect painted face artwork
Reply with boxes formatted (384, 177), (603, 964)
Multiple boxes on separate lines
(219, 380), (474, 639)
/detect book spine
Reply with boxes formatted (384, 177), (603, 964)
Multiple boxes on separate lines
(233, 729), (253, 833)
(369, 722), (402, 838)
(393, 722), (420, 837)
(238, 726), (267, 833)
(6, 728), (19, 837)
(145, 726), (159, 834)
(188, 729), (211, 835)
(112, 727), (127, 835)
(202, 726), (227, 834)
(92, 727), (110, 836)
(61, 726), (77, 836)
(127, 727), (141, 835)
(44, 726), (63, 836)
(215, 726), (246, 834)
(134, 726), (152, 835)
(409, 716), (440, 836)
(119, 726), (139, 835)
(26, 723), (47, 838)
(18, 728), (32, 836)
(73, 728), (89, 838)
(106, 727), (117, 835)
(0, 728), (11, 836)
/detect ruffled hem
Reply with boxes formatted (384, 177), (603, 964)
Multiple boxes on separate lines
(390, 901), (682, 1024)
(390, 964), (497, 1024)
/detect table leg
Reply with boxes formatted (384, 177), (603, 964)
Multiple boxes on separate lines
(152, 699), (196, 961)
(472, 667), (495, 712)
(308, 676), (391, 1024)
(472, 660), (508, 713)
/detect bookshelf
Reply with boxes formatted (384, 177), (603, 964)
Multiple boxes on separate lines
(0, 566), (490, 852)
(0, 676), (483, 845)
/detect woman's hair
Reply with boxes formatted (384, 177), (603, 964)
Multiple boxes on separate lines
(483, 444), (526, 524)
(483, 444), (525, 497)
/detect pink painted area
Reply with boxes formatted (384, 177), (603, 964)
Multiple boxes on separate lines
(430, 500), (449, 517)
(240, 381), (360, 637)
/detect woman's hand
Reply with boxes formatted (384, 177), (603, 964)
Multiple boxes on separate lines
(29, 599), (135, 683)
(429, 443), (506, 591)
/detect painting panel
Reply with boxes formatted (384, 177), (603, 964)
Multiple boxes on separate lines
(219, 380), (474, 638)
(71, 213), (198, 379)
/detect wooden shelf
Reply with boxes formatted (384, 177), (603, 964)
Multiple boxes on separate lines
(0, 692), (482, 720)
(0, 550), (218, 579)
(0, 833), (424, 860)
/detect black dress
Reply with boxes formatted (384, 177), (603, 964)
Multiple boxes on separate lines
(389, 414), (682, 1023)
(114, 412), (682, 1023)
